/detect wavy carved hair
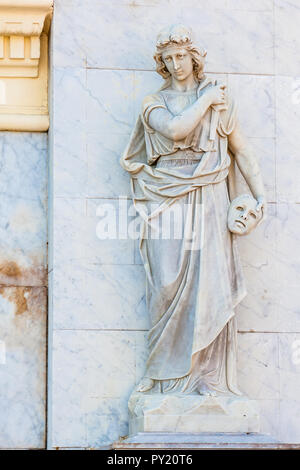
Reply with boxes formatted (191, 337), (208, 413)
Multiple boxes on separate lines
(153, 25), (207, 88)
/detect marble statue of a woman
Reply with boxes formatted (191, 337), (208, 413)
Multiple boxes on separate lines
(121, 25), (265, 401)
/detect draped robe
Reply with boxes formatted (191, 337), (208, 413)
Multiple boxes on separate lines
(121, 76), (246, 394)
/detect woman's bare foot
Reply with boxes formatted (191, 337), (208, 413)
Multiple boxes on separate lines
(136, 377), (155, 393)
(198, 382), (217, 397)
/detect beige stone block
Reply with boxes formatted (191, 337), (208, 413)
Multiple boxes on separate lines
(9, 36), (25, 59)
(0, 1), (53, 130)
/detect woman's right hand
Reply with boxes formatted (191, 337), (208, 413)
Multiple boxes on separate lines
(206, 84), (227, 106)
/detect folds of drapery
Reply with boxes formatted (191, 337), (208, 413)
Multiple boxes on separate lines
(120, 79), (246, 386)
(141, 181), (246, 382)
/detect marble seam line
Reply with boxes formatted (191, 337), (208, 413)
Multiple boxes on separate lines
(0, 284), (47, 288)
(51, 329), (300, 334)
(53, 197), (300, 204)
(83, 67), (277, 77)
(54, 197), (281, 202)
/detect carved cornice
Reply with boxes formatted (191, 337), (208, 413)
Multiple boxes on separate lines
(0, 1), (53, 131)
(0, 0), (53, 78)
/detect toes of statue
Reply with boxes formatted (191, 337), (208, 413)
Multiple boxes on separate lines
(137, 377), (154, 393)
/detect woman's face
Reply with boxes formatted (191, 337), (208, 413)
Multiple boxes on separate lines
(161, 46), (194, 81)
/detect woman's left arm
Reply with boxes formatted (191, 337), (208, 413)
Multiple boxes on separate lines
(228, 121), (266, 214)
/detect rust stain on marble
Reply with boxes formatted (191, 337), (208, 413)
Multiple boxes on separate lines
(0, 286), (29, 315)
(0, 258), (47, 287)
(0, 261), (21, 278)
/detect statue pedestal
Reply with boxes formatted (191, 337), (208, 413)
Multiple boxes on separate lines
(113, 432), (280, 450)
(111, 393), (282, 449)
(128, 392), (260, 435)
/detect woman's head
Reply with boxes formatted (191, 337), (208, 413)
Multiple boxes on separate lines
(154, 24), (207, 82)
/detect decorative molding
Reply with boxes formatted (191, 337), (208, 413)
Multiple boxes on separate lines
(0, 1), (53, 131)
(0, 0), (53, 78)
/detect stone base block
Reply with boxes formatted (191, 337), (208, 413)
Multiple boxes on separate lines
(128, 393), (260, 435)
(113, 432), (281, 450)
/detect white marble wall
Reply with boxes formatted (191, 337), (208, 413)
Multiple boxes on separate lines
(0, 133), (47, 448)
(49, 0), (300, 447)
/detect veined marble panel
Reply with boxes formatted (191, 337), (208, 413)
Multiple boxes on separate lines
(279, 333), (300, 442)
(228, 74), (275, 139)
(274, 204), (300, 333)
(81, 3), (273, 74)
(167, 0), (273, 8)
(86, 198), (135, 264)
(52, 1), (273, 73)
(0, 133), (47, 286)
(52, 192), (141, 327)
(52, 68), (88, 197)
(87, 133), (131, 198)
(236, 204), (280, 332)
(86, 70), (134, 135)
(234, 138), (275, 203)
(84, 3), (184, 70)
(52, 0), (87, 68)
(53, 68), (86, 134)
(223, 0), (273, 9)
(237, 333), (280, 401)
(0, 287), (46, 448)
(181, 9), (274, 74)
(275, 0), (300, 76)
(51, 330), (146, 448)
(52, 262), (147, 330)
(276, 76), (300, 203)
(279, 399), (300, 443)
(52, 197), (86, 266)
(279, 333), (300, 402)
(85, 397), (129, 448)
(257, 400), (280, 441)
(62, 0), (273, 11)
(52, 129), (87, 198)
(276, 204), (300, 270)
(53, 197), (135, 267)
